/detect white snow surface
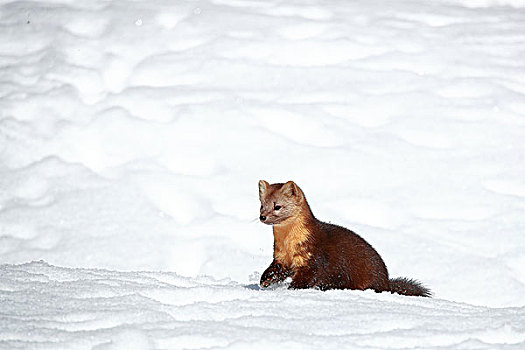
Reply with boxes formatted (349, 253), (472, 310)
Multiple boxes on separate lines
(2, 261), (525, 350)
(1, 0), (525, 348)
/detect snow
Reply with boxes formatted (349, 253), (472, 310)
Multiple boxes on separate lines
(2, 261), (525, 350)
(1, 0), (525, 348)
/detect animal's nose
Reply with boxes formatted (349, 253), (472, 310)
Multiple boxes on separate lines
(260, 215), (266, 221)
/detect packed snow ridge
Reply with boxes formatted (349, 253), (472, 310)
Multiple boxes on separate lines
(1, 0), (525, 348)
(2, 261), (525, 349)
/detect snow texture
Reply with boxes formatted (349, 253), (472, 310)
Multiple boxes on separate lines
(2, 261), (525, 350)
(1, 0), (525, 348)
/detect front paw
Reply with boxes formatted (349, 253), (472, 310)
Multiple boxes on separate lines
(260, 269), (278, 288)
(260, 279), (272, 288)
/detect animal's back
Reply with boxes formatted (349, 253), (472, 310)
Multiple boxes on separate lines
(312, 221), (390, 291)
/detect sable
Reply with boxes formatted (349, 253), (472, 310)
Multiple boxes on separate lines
(258, 180), (431, 297)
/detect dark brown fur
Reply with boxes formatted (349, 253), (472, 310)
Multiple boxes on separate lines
(258, 180), (431, 297)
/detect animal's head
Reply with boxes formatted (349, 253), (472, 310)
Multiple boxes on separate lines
(258, 180), (305, 225)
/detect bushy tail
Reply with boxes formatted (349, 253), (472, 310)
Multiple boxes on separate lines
(389, 277), (431, 297)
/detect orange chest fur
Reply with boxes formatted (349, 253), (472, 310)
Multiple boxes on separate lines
(273, 222), (311, 269)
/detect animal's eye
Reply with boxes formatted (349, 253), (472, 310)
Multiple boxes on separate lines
(274, 205), (282, 210)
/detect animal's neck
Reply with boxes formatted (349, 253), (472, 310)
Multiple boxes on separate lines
(272, 204), (315, 268)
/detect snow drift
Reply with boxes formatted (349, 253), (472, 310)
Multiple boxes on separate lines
(1, 0), (525, 348)
(2, 261), (524, 349)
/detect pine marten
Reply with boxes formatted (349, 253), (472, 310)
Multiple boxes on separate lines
(258, 180), (431, 297)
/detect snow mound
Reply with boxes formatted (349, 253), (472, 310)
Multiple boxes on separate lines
(1, 1), (525, 346)
(1, 261), (524, 349)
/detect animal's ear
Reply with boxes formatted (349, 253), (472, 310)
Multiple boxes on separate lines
(281, 181), (302, 199)
(259, 180), (270, 200)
